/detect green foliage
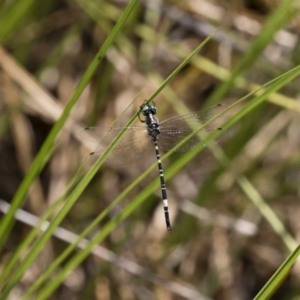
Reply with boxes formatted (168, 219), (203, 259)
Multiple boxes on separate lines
(0, 0), (300, 299)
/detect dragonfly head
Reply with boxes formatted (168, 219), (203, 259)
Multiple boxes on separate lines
(138, 100), (157, 122)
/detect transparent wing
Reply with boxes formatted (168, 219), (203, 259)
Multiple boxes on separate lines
(81, 103), (226, 163)
(158, 104), (225, 152)
(81, 125), (146, 142)
(82, 126), (154, 165)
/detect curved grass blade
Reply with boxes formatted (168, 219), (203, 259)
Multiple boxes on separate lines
(253, 244), (300, 300)
(0, 0), (139, 296)
(207, 0), (298, 104)
(0, 0), (139, 252)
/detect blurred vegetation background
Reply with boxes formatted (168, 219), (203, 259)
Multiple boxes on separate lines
(0, 0), (300, 299)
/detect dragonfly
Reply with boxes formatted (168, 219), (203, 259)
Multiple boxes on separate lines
(83, 101), (225, 231)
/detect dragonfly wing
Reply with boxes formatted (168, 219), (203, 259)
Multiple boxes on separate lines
(158, 104), (225, 152)
(83, 126), (154, 165)
(81, 125), (144, 143)
(159, 104), (225, 128)
(158, 127), (223, 152)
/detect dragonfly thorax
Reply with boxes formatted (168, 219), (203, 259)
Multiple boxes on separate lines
(145, 114), (160, 140)
(139, 100), (160, 140)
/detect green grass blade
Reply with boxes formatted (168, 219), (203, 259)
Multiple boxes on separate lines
(212, 147), (297, 251)
(207, 0), (297, 103)
(0, 0), (36, 42)
(0, 0), (138, 254)
(134, 21), (300, 113)
(0, 162), (86, 288)
(254, 245), (300, 300)
(0, 0), (139, 296)
(147, 32), (218, 103)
